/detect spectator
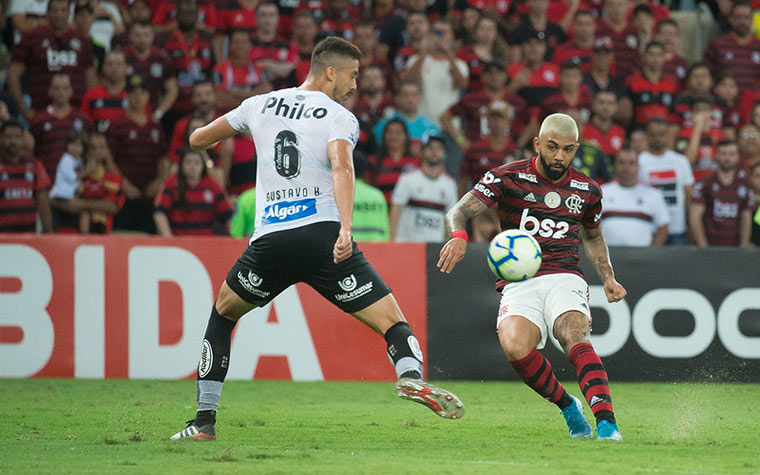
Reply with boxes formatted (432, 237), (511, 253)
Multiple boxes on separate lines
(596, 0), (639, 78)
(214, 0), (258, 61)
(379, 3), (429, 63)
(152, 0), (217, 36)
(292, 10), (320, 83)
(123, 20), (179, 122)
(674, 96), (726, 176)
(389, 136), (456, 242)
(71, 0), (105, 70)
(110, 0), (152, 50)
(212, 29), (272, 112)
(738, 123), (760, 166)
(0, 120), (52, 233)
(312, 0), (357, 40)
(180, 116), (227, 189)
(353, 64), (394, 135)
(506, 32), (559, 124)
(631, 3), (654, 54)
(402, 18), (468, 128)
(542, 60), (593, 127)
(441, 60), (530, 150)
(229, 186), (256, 239)
(391, 11), (429, 76)
(638, 118), (694, 245)
(153, 147), (232, 236)
(713, 73), (742, 131)
(73, 132), (122, 234)
(7, 0), (50, 45)
(620, 41), (676, 130)
(108, 75), (169, 233)
(552, 10), (596, 74)
(78, 0), (124, 52)
(458, 100), (519, 197)
(7, 0), (96, 121)
(168, 80), (218, 164)
(583, 36), (624, 99)
(456, 15), (507, 92)
(373, 81), (440, 156)
(161, 0), (214, 131)
(572, 139), (613, 183)
(49, 130), (88, 230)
(509, 0), (567, 60)
(81, 49), (128, 132)
(629, 127), (648, 155)
(690, 140), (755, 248)
(353, 22), (393, 86)
(582, 90), (625, 160)
(749, 162), (760, 246)
(703, 0), (760, 96)
(250, 2), (298, 89)
(29, 74), (94, 179)
(600, 147), (669, 246)
(655, 18), (687, 89)
(668, 63), (716, 139)
(352, 151), (390, 242)
(369, 118), (420, 203)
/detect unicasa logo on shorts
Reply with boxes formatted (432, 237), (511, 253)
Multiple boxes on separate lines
(262, 198), (317, 224)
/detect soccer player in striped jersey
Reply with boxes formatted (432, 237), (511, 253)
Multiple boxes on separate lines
(439, 113), (626, 441)
(171, 37), (463, 441)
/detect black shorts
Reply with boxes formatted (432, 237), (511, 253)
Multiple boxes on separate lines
(225, 221), (392, 313)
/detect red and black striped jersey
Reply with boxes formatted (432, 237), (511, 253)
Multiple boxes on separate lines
(161, 29), (215, 114)
(506, 62), (560, 109)
(353, 94), (394, 130)
(151, 0), (218, 32)
(29, 107), (93, 179)
(215, 0), (257, 37)
(212, 60), (264, 91)
(552, 41), (593, 73)
(394, 44), (419, 73)
(227, 133), (257, 196)
(623, 71), (677, 128)
(541, 87), (593, 125)
(663, 54), (688, 91)
(703, 33), (760, 94)
(448, 90), (529, 142)
(581, 121), (625, 158)
(106, 115), (167, 189)
(123, 45), (174, 112)
(595, 20), (640, 77)
(367, 154), (420, 204)
(0, 157), (51, 232)
(11, 25), (94, 110)
(456, 45), (489, 92)
(155, 174), (232, 235)
(461, 137), (520, 183)
(470, 157), (602, 281)
(692, 170), (755, 246)
(80, 85), (128, 132)
(249, 35), (298, 88)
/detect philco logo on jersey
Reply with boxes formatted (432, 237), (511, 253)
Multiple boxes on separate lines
(570, 179), (589, 191)
(261, 198), (317, 224)
(262, 96), (328, 120)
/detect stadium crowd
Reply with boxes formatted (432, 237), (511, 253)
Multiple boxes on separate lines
(0, 0), (759, 247)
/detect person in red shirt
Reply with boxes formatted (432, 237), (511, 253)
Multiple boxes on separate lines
(552, 10), (596, 74)
(713, 73), (742, 131)
(620, 41), (677, 129)
(152, 0), (217, 36)
(507, 33), (559, 135)
(582, 36), (625, 100)
(7, 0), (96, 121)
(0, 120), (53, 233)
(674, 95), (727, 177)
(456, 15), (507, 93)
(214, 0), (259, 61)
(292, 10), (320, 61)
(353, 64), (394, 133)
(582, 90), (625, 159)
(76, 133), (124, 234)
(123, 20), (179, 121)
(369, 119), (420, 203)
(250, 2), (299, 89)
(168, 80), (219, 164)
(30, 74), (94, 179)
(154, 148), (232, 236)
(392, 11), (430, 76)
(656, 19), (688, 90)
(315, 0), (358, 41)
(542, 60), (594, 126)
(353, 22), (394, 90)
(108, 75), (169, 234)
(81, 50), (129, 132)
(212, 29), (272, 112)
(596, 0), (640, 78)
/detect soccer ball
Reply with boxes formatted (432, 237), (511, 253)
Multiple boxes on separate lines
(487, 229), (542, 282)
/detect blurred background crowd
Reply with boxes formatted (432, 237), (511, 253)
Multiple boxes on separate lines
(0, 0), (758, 247)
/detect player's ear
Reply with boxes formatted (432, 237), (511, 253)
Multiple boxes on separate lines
(533, 137), (540, 154)
(326, 65), (336, 82)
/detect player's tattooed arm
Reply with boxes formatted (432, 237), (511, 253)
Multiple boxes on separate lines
(444, 192), (488, 235)
(581, 226), (627, 303)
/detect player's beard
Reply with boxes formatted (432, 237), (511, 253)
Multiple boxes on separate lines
(538, 151), (568, 181)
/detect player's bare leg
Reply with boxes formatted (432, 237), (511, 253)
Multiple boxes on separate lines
(554, 311), (621, 441)
(353, 294), (464, 419)
(499, 316), (593, 439)
(171, 282), (255, 441)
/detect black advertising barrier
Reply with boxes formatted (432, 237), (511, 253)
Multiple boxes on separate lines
(426, 244), (760, 382)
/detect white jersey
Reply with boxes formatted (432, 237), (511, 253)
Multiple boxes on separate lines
(637, 150), (694, 234)
(600, 181), (670, 246)
(225, 88), (360, 242)
(391, 169), (458, 242)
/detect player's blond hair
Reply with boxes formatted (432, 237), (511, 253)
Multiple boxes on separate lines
(538, 113), (579, 141)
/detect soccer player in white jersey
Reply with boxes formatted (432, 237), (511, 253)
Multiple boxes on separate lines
(438, 113), (627, 441)
(171, 37), (464, 441)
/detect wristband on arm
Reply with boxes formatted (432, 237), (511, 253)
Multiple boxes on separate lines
(451, 229), (468, 242)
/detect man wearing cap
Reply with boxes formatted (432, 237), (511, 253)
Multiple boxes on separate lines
(107, 75), (169, 233)
(389, 136), (458, 242)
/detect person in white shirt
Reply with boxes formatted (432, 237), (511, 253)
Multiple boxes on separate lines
(637, 117), (694, 244)
(390, 135), (458, 242)
(601, 148), (669, 246)
(49, 130), (88, 201)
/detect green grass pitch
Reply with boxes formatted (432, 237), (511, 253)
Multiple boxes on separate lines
(1, 379), (758, 474)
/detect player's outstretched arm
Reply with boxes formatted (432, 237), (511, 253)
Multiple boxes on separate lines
(581, 225), (627, 303)
(437, 192), (488, 274)
(189, 116), (237, 151)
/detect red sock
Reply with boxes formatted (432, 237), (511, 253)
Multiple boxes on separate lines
(569, 342), (615, 424)
(510, 349), (572, 408)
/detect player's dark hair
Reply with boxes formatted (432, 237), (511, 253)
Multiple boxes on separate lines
(644, 40), (664, 53)
(176, 147), (208, 210)
(310, 37), (363, 73)
(378, 118), (411, 158)
(0, 119), (23, 134)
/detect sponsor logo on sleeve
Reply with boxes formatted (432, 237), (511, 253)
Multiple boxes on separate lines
(474, 182), (495, 198)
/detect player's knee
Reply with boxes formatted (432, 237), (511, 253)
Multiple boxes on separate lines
(501, 336), (534, 361)
(554, 312), (589, 354)
(215, 283), (253, 321)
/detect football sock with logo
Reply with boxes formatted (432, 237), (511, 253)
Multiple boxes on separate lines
(384, 322), (423, 380)
(569, 342), (616, 424)
(509, 349), (573, 409)
(196, 305), (237, 415)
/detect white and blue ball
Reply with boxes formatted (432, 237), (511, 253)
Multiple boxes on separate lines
(487, 229), (542, 282)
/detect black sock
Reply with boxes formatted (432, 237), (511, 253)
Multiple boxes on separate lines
(196, 304), (237, 413)
(384, 322), (423, 380)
